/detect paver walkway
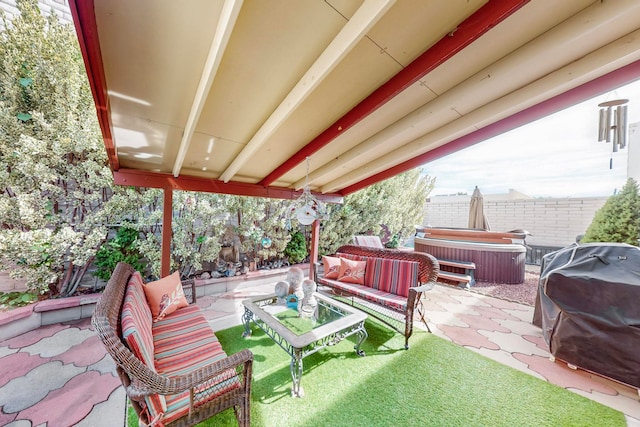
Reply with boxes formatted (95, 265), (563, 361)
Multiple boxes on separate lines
(1, 282), (639, 426)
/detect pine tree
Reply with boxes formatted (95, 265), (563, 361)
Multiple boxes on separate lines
(582, 178), (640, 245)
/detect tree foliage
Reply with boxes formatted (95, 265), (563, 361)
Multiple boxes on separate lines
(227, 196), (292, 263)
(0, 0), (131, 296)
(319, 169), (434, 254)
(582, 178), (640, 246)
(0, 0), (436, 296)
(284, 231), (307, 264)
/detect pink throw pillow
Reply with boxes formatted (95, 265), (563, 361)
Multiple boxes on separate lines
(337, 258), (366, 285)
(143, 271), (189, 321)
(322, 256), (341, 279)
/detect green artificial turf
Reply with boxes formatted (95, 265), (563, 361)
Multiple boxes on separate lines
(129, 320), (625, 427)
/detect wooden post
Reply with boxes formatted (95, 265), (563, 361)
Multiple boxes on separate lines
(161, 188), (173, 278)
(309, 219), (320, 280)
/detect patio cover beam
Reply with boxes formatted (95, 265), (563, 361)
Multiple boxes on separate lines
(219, 0), (396, 183)
(172, 0), (243, 177)
(340, 58), (640, 195)
(112, 168), (343, 203)
(259, 0), (530, 188)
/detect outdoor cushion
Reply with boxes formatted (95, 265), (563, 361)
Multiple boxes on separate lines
(121, 271), (167, 416)
(337, 258), (366, 285)
(364, 257), (418, 297)
(152, 305), (241, 425)
(353, 235), (384, 248)
(322, 255), (341, 279)
(153, 305), (228, 374)
(143, 271), (189, 321)
(319, 278), (408, 312)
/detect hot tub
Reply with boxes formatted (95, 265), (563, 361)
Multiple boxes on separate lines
(414, 228), (527, 284)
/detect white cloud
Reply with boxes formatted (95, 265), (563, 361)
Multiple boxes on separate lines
(424, 79), (640, 197)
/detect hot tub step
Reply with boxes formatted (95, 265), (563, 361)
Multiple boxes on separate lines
(437, 271), (474, 288)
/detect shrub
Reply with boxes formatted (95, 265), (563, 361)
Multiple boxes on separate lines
(582, 178), (640, 245)
(93, 226), (145, 280)
(284, 231), (307, 264)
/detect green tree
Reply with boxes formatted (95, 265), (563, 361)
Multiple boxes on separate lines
(320, 169), (434, 254)
(582, 178), (640, 245)
(284, 231), (307, 264)
(0, 0), (132, 296)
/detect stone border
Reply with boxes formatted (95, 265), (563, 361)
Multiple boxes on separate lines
(0, 263), (310, 342)
(0, 293), (101, 342)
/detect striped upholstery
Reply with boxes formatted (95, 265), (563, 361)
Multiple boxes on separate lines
(364, 258), (418, 297)
(317, 278), (408, 311)
(121, 271), (167, 416)
(153, 305), (240, 424)
(335, 252), (365, 261)
(353, 235), (384, 248)
(153, 305), (228, 374)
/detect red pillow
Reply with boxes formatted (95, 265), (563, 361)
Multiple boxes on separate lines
(337, 258), (366, 285)
(143, 271), (189, 321)
(322, 256), (341, 279)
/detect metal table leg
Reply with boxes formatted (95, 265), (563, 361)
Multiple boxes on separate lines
(241, 307), (253, 337)
(354, 324), (368, 357)
(290, 349), (304, 397)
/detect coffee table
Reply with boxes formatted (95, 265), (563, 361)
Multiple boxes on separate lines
(242, 292), (367, 397)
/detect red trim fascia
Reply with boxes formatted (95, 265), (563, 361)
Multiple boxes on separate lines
(259, 0), (530, 186)
(69, 0), (118, 171)
(113, 169), (344, 203)
(341, 59), (640, 196)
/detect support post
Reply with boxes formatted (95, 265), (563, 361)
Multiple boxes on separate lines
(161, 188), (173, 277)
(309, 219), (320, 280)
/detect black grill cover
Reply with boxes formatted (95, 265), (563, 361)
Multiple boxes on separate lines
(533, 243), (640, 388)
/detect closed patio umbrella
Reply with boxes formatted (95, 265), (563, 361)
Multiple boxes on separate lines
(468, 186), (491, 230)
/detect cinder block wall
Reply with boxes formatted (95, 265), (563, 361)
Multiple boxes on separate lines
(424, 196), (608, 247)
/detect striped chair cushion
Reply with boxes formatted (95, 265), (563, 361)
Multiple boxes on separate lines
(364, 258), (418, 297)
(353, 235), (384, 248)
(317, 278), (408, 312)
(121, 271), (167, 417)
(153, 305), (240, 424)
(335, 252), (366, 261)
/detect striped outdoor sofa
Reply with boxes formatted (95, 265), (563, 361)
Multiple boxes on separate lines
(92, 262), (253, 427)
(314, 245), (439, 349)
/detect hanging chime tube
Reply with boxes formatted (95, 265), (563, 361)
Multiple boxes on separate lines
(619, 105), (628, 148)
(598, 108), (606, 141)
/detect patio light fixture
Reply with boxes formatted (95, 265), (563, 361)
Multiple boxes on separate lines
(597, 98), (628, 169)
(290, 157), (328, 225)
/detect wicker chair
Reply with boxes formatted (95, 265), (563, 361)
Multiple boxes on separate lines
(92, 262), (253, 427)
(316, 245), (439, 349)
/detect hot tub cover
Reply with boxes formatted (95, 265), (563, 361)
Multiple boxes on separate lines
(534, 243), (640, 388)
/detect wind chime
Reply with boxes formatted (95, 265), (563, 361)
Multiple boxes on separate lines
(597, 98), (629, 169)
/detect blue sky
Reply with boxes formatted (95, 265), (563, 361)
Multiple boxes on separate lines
(423, 79), (640, 198)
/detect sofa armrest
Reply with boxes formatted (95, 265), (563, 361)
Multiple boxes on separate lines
(410, 282), (435, 294)
(126, 348), (253, 398)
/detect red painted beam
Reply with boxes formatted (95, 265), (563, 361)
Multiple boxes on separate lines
(161, 189), (173, 278)
(69, 0), (118, 171)
(113, 169), (344, 203)
(259, 0), (530, 187)
(340, 58), (640, 196)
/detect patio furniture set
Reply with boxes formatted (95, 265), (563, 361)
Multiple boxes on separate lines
(94, 245), (440, 425)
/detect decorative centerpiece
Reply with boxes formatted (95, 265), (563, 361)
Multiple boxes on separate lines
(301, 279), (317, 307)
(275, 267), (306, 310)
(274, 280), (289, 304)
